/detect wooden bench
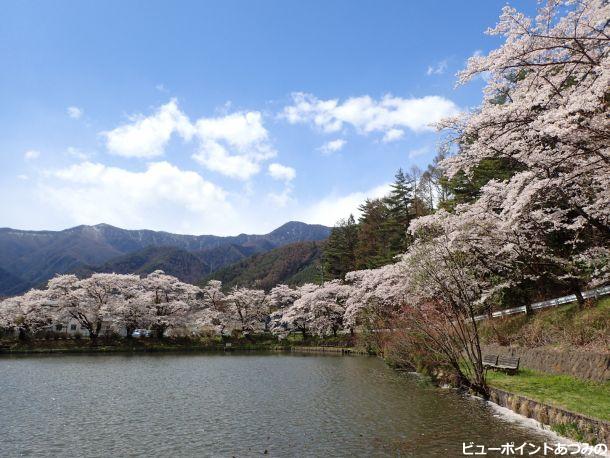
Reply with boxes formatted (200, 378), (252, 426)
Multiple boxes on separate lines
(496, 355), (520, 375)
(482, 354), (520, 375)
(482, 354), (498, 368)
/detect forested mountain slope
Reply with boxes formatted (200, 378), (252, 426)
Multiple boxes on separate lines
(201, 241), (324, 291)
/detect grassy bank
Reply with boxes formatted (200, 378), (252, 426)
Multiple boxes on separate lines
(479, 296), (610, 350)
(486, 368), (610, 422)
(478, 296), (610, 422)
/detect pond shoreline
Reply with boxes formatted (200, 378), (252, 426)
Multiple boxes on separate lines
(0, 341), (370, 356)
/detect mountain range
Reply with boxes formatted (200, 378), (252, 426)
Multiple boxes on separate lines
(0, 221), (331, 297)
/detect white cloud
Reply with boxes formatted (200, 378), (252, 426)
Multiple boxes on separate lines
(426, 60), (448, 76)
(382, 129), (404, 142)
(268, 163), (296, 182)
(267, 187), (294, 208)
(103, 98), (194, 158)
(319, 139), (346, 154)
(24, 150), (40, 160)
(66, 147), (90, 160)
(192, 139), (262, 181)
(266, 163), (296, 208)
(298, 183), (391, 226)
(192, 111), (276, 180)
(67, 106), (83, 119)
(282, 92), (459, 141)
(17, 174), (29, 180)
(266, 163), (296, 207)
(103, 100), (276, 180)
(41, 161), (234, 234)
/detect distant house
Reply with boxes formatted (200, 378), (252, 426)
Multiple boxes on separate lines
(44, 318), (126, 337)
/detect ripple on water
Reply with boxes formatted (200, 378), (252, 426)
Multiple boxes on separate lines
(0, 353), (560, 457)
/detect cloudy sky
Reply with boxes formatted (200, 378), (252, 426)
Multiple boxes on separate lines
(0, 0), (534, 235)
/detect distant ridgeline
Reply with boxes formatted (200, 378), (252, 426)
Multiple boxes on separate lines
(0, 222), (331, 297)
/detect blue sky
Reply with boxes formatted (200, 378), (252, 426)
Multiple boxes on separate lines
(0, 0), (535, 235)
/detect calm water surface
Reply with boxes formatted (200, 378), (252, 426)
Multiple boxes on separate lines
(0, 353), (557, 457)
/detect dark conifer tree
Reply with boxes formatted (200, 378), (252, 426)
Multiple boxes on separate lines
(355, 199), (394, 269)
(322, 214), (358, 280)
(384, 168), (414, 253)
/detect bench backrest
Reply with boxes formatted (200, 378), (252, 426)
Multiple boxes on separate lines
(497, 355), (520, 368)
(482, 354), (498, 365)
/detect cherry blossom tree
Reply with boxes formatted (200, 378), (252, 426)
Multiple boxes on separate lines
(141, 270), (201, 338)
(400, 232), (491, 397)
(102, 274), (148, 337)
(268, 284), (301, 309)
(343, 262), (408, 333)
(267, 284), (301, 337)
(225, 287), (269, 334)
(438, 0), (610, 304)
(306, 280), (351, 337)
(197, 280), (229, 335)
(201, 280), (226, 309)
(279, 282), (350, 337)
(190, 306), (226, 336)
(279, 283), (318, 338)
(46, 273), (152, 340)
(0, 298), (15, 332)
(268, 310), (288, 337)
(0, 289), (55, 339)
(46, 274), (106, 341)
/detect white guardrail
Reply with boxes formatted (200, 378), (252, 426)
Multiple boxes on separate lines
(473, 285), (610, 322)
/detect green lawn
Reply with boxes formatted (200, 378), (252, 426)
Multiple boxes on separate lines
(486, 368), (610, 421)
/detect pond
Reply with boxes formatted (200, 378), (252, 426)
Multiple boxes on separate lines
(0, 352), (557, 457)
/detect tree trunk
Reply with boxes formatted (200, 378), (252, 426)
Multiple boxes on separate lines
(571, 280), (585, 309)
(456, 370), (489, 400)
(126, 326), (135, 339)
(522, 288), (533, 315)
(89, 330), (98, 345)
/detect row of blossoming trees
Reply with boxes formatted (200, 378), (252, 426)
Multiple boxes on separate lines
(1, 0), (608, 397)
(0, 272), (375, 341)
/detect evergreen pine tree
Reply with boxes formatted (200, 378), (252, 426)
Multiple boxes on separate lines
(322, 214), (358, 279)
(355, 198), (394, 269)
(384, 168), (414, 253)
